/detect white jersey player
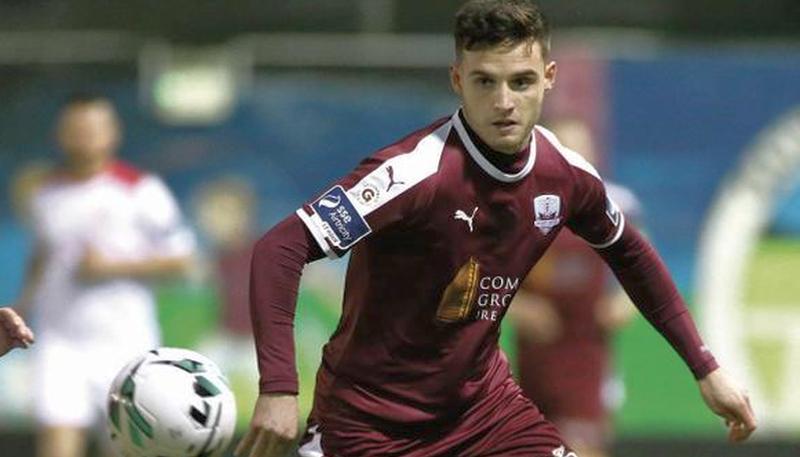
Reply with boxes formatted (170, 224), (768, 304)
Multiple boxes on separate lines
(16, 94), (195, 457)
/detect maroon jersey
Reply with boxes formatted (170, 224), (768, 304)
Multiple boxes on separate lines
(293, 111), (627, 426)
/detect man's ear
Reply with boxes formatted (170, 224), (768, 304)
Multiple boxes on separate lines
(450, 63), (463, 97)
(544, 61), (557, 91)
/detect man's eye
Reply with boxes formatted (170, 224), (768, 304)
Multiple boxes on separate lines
(513, 79), (534, 90)
(477, 78), (493, 87)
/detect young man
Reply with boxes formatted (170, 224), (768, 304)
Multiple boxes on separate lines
(237, 1), (756, 456)
(16, 94), (196, 457)
(0, 307), (35, 357)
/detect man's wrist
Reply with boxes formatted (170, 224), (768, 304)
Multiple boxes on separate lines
(695, 359), (720, 381)
(259, 379), (299, 395)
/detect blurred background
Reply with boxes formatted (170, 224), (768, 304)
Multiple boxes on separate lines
(1, 0), (800, 456)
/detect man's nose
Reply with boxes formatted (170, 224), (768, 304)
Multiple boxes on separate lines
(494, 84), (514, 111)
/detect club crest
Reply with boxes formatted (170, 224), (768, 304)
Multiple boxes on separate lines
(533, 194), (561, 235)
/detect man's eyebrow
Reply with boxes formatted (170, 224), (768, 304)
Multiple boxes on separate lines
(512, 70), (539, 78)
(467, 69), (540, 78)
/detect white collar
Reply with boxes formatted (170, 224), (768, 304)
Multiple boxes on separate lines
(451, 110), (536, 183)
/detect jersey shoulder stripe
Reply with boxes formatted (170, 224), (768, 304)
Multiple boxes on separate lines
(298, 119), (451, 259)
(535, 125), (626, 249)
(108, 160), (145, 187)
(40, 160), (147, 190)
(346, 120), (451, 218)
(535, 125), (601, 181)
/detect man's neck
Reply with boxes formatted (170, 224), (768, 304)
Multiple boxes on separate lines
(458, 111), (529, 171)
(64, 157), (111, 180)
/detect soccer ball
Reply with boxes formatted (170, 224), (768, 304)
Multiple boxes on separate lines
(107, 348), (237, 457)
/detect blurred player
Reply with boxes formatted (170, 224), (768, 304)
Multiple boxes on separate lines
(237, 1), (756, 456)
(511, 117), (639, 457)
(15, 94), (196, 457)
(0, 307), (35, 357)
(193, 176), (261, 420)
(2, 161), (48, 358)
(194, 175), (259, 343)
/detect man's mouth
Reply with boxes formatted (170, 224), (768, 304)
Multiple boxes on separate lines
(492, 119), (518, 129)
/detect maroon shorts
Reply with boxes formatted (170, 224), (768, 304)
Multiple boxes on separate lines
(298, 377), (579, 457)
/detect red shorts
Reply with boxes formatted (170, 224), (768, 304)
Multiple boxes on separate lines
(298, 377), (578, 457)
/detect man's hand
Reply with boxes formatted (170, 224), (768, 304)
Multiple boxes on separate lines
(0, 307), (35, 357)
(235, 393), (299, 457)
(698, 368), (757, 442)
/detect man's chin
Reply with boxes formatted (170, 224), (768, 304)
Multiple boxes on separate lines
(488, 138), (526, 155)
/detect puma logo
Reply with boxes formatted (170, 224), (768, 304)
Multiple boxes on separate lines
(385, 166), (405, 192)
(454, 207), (478, 233)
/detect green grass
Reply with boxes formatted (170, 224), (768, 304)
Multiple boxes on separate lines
(614, 312), (720, 437)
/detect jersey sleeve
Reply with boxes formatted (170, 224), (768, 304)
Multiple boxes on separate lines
(564, 156), (626, 249)
(296, 122), (448, 259)
(597, 224), (718, 379)
(135, 175), (196, 257)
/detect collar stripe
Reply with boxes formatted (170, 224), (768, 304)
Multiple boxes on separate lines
(451, 110), (536, 183)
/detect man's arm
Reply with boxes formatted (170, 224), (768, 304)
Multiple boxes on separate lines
(80, 173), (196, 282)
(78, 249), (193, 281)
(509, 290), (562, 344)
(0, 307), (35, 357)
(16, 242), (47, 319)
(596, 224), (756, 441)
(235, 214), (324, 457)
(236, 126), (443, 457)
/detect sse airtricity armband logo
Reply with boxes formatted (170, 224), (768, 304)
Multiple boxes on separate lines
(606, 195), (622, 226)
(311, 185), (372, 250)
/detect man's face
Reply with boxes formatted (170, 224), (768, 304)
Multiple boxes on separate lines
(450, 40), (556, 154)
(57, 102), (120, 166)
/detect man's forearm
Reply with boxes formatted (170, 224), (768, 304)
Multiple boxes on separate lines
(16, 246), (46, 318)
(597, 224), (718, 379)
(117, 255), (193, 279)
(250, 214), (324, 394)
(80, 253), (194, 282)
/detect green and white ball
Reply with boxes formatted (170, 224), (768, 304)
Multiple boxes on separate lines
(107, 348), (237, 457)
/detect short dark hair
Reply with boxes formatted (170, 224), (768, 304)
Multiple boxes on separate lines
(61, 92), (112, 110)
(454, 0), (550, 58)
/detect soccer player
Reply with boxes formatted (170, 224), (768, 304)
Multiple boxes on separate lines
(15, 94), (196, 457)
(0, 307), (35, 357)
(194, 176), (262, 412)
(236, 1), (757, 456)
(511, 117), (640, 457)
